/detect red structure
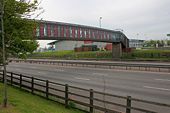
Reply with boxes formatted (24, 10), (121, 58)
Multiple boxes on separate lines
(35, 20), (129, 58)
(105, 44), (112, 51)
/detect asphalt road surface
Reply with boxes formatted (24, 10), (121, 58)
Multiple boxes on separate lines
(6, 62), (170, 112)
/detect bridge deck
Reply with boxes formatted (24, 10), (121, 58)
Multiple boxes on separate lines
(35, 20), (129, 48)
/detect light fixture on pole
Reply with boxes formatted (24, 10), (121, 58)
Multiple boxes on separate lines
(99, 17), (102, 50)
(99, 17), (102, 28)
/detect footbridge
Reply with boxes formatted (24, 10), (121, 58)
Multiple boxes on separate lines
(35, 20), (129, 58)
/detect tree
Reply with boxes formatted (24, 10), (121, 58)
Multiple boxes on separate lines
(167, 40), (170, 46)
(0, 0), (42, 63)
(0, 0), (42, 107)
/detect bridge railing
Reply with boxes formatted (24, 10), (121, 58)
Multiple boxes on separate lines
(0, 70), (170, 113)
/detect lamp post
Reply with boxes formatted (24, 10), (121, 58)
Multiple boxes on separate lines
(0, 0), (7, 107)
(99, 17), (102, 50)
(99, 17), (102, 28)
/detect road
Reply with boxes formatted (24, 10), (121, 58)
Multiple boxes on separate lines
(6, 62), (170, 112)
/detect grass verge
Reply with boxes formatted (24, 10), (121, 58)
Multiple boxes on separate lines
(0, 83), (84, 113)
(28, 49), (170, 61)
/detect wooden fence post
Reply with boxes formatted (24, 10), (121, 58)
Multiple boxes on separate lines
(11, 72), (13, 85)
(2, 70), (4, 83)
(126, 96), (131, 113)
(46, 80), (49, 99)
(65, 84), (69, 108)
(90, 89), (94, 113)
(31, 77), (34, 94)
(20, 74), (22, 88)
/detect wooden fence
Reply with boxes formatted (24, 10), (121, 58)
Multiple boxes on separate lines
(0, 71), (170, 113)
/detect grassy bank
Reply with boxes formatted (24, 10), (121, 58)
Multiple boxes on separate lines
(122, 49), (170, 60)
(0, 83), (83, 113)
(29, 50), (112, 59)
(29, 49), (170, 61)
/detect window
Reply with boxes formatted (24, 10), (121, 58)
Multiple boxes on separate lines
(58, 25), (60, 37)
(69, 27), (72, 37)
(89, 30), (91, 38)
(84, 30), (86, 38)
(50, 25), (54, 37)
(64, 26), (66, 37)
(80, 28), (82, 38)
(86, 29), (89, 38)
(75, 27), (78, 38)
(92, 31), (95, 39)
(95, 31), (98, 39)
(107, 34), (109, 40)
(36, 26), (40, 36)
(44, 24), (47, 36)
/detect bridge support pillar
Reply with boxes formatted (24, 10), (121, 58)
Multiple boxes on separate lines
(112, 43), (122, 58)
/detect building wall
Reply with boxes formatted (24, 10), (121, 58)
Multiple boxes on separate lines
(129, 39), (144, 48)
(54, 41), (83, 51)
(54, 41), (109, 51)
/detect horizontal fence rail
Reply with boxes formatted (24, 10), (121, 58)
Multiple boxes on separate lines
(0, 70), (170, 113)
(11, 59), (170, 73)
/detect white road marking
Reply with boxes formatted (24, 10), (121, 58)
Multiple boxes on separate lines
(144, 86), (170, 91)
(38, 72), (46, 75)
(92, 73), (108, 76)
(74, 77), (90, 81)
(155, 79), (170, 82)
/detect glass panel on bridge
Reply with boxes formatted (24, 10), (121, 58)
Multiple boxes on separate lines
(58, 25), (61, 37)
(50, 24), (54, 37)
(36, 26), (40, 37)
(44, 24), (47, 36)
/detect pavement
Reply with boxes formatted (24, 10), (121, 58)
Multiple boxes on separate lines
(6, 62), (170, 112)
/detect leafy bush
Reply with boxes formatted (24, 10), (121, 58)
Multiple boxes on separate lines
(122, 49), (170, 59)
(30, 50), (113, 59)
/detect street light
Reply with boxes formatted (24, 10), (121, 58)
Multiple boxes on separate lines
(99, 17), (102, 28)
(0, 0), (7, 107)
(99, 17), (102, 50)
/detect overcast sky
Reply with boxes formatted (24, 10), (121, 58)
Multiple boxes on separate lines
(37, 0), (170, 47)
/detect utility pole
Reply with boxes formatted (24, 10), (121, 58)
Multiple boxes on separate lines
(0, 0), (7, 107)
(99, 17), (102, 28)
(99, 17), (102, 50)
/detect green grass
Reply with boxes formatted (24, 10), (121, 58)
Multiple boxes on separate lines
(122, 49), (170, 60)
(29, 50), (112, 59)
(30, 50), (74, 59)
(29, 49), (170, 61)
(0, 83), (84, 113)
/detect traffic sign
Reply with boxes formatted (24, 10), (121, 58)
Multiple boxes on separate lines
(167, 34), (170, 36)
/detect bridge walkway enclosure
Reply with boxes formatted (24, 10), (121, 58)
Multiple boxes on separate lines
(35, 20), (129, 58)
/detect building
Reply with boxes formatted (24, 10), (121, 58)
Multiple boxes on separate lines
(129, 39), (145, 48)
(48, 40), (108, 51)
(47, 39), (144, 51)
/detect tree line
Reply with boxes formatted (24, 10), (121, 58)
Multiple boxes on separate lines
(143, 40), (170, 47)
